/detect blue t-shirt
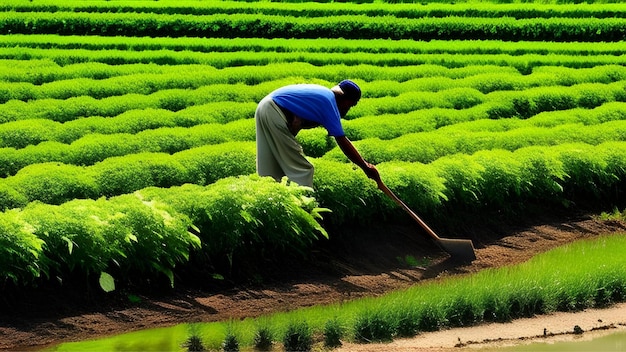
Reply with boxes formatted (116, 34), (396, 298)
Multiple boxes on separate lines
(270, 84), (345, 137)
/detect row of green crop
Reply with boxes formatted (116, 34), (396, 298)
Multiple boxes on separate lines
(0, 60), (527, 87)
(315, 142), (626, 222)
(2, 12), (626, 41)
(352, 82), (626, 120)
(1, 75), (624, 128)
(1, 175), (327, 289)
(3, 102), (626, 178)
(0, 142), (256, 211)
(3, 0), (626, 19)
(46, 235), (626, 351)
(1, 81), (623, 154)
(271, 101), (626, 156)
(328, 120), (626, 165)
(339, 102), (623, 143)
(3, 45), (626, 71)
(367, 80), (625, 121)
(0, 97), (255, 126)
(0, 119), (255, 177)
(2, 140), (626, 225)
(0, 81), (623, 152)
(2, 62), (625, 103)
(5, 35), (626, 57)
(4, 141), (626, 288)
(0, 75), (301, 106)
(0, 65), (513, 103)
(0, 77), (268, 107)
(0, 106), (257, 148)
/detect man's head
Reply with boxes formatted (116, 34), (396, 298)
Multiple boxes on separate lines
(332, 79), (361, 117)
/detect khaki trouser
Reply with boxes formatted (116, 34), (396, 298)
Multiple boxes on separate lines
(255, 96), (314, 187)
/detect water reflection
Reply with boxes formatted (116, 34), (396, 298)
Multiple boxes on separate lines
(481, 329), (626, 351)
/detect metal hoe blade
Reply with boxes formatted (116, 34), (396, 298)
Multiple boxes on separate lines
(378, 182), (476, 262)
(437, 238), (476, 263)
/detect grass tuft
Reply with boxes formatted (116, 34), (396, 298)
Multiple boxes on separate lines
(323, 318), (344, 348)
(282, 320), (312, 352)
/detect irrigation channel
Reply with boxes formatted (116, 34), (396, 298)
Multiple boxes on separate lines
(44, 304), (626, 351)
(496, 331), (626, 352)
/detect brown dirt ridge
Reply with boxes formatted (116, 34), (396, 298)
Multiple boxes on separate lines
(2, 210), (626, 351)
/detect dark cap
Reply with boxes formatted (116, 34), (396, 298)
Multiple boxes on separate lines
(337, 79), (361, 102)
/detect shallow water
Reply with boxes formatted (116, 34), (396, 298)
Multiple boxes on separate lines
(481, 329), (626, 351)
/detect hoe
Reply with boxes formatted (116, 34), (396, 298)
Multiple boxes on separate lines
(378, 181), (477, 262)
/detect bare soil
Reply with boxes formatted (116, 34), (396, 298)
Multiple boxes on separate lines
(2, 209), (626, 351)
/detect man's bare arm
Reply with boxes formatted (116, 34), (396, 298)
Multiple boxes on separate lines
(334, 135), (381, 184)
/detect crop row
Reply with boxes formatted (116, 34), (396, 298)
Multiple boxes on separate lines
(0, 76), (294, 106)
(0, 96), (256, 126)
(0, 119), (255, 176)
(315, 144), (626, 224)
(2, 62), (625, 103)
(2, 140), (625, 222)
(0, 82), (623, 159)
(1, 175), (327, 288)
(352, 81), (626, 126)
(329, 119), (626, 165)
(0, 105), (257, 148)
(3, 141), (626, 288)
(2, 12), (626, 41)
(352, 82), (626, 120)
(3, 102), (626, 179)
(3, 46), (626, 71)
(1, 74), (624, 129)
(301, 100), (626, 154)
(0, 59), (525, 86)
(4, 35), (626, 56)
(0, 141), (256, 211)
(3, 1), (626, 19)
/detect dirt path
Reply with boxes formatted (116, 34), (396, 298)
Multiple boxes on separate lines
(2, 211), (626, 351)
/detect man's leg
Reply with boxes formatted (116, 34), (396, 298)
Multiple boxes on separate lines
(255, 97), (314, 187)
(256, 97), (285, 181)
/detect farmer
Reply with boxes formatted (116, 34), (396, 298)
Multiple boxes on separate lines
(255, 80), (381, 188)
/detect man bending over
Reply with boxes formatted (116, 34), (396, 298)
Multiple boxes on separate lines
(255, 79), (380, 187)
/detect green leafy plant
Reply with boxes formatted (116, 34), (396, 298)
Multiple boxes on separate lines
(282, 320), (312, 352)
(93, 152), (191, 196)
(181, 324), (205, 352)
(354, 311), (394, 343)
(0, 210), (46, 285)
(395, 310), (420, 338)
(253, 325), (273, 351)
(221, 332), (239, 352)
(323, 318), (344, 348)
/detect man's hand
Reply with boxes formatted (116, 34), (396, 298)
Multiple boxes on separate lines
(363, 161), (381, 183)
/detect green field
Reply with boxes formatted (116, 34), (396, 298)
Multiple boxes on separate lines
(2, 0), (626, 308)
